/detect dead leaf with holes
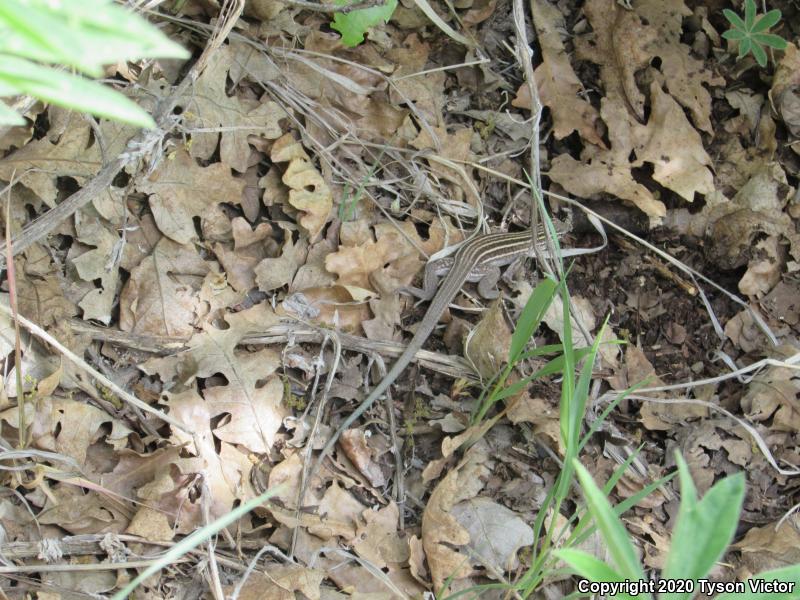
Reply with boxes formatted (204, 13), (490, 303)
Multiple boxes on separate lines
(549, 82), (714, 221)
(224, 566), (324, 600)
(575, 0), (721, 133)
(136, 149), (246, 245)
(513, 0), (604, 148)
(119, 237), (210, 337)
(69, 212), (121, 324)
(549, 0), (722, 221)
(255, 222), (309, 293)
(0, 118), (132, 207)
(179, 44), (287, 173)
(164, 388), (258, 530)
(270, 134), (333, 241)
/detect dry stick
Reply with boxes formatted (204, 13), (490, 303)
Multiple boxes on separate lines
(282, 0), (385, 12)
(512, 0), (560, 291)
(0, 299), (189, 432)
(68, 318), (479, 382)
(3, 179), (26, 448)
(290, 330), (343, 559)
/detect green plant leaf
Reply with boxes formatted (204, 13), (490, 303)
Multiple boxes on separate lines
(0, 56), (156, 127)
(752, 8), (782, 32)
(661, 453), (745, 600)
(751, 42), (768, 67)
(715, 565), (800, 600)
(753, 32), (788, 49)
(509, 277), (557, 363)
(739, 37), (753, 57)
(573, 461), (647, 585)
(0, 100), (24, 125)
(553, 548), (624, 584)
(331, 0), (398, 47)
(722, 29), (747, 40)
(722, 8), (746, 30)
(744, 0), (756, 29)
(0, 0), (187, 76)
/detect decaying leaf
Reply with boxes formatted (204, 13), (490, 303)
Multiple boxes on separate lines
(465, 299), (512, 378)
(271, 134), (333, 241)
(137, 148), (246, 245)
(514, 0), (604, 147)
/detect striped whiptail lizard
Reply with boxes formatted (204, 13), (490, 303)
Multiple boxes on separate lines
(312, 223), (566, 479)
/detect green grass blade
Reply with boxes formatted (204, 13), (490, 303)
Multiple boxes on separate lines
(509, 277), (558, 363)
(573, 461), (646, 583)
(661, 454), (745, 599)
(554, 548), (622, 582)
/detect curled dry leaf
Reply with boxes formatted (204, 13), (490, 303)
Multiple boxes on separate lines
(740, 347), (800, 432)
(340, 428), (387, 487)
(255, 222), (309, 293)
(465, 299), (512, 379)
(271, 134), (333, 241)
(769, 43), (800, 138)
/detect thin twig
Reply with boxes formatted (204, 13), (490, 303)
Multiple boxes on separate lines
(282, 0), (385, 13)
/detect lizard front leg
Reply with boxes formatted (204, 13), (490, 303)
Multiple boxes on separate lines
(399, 257), (453, 301)
(476, 266), (502, 299)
